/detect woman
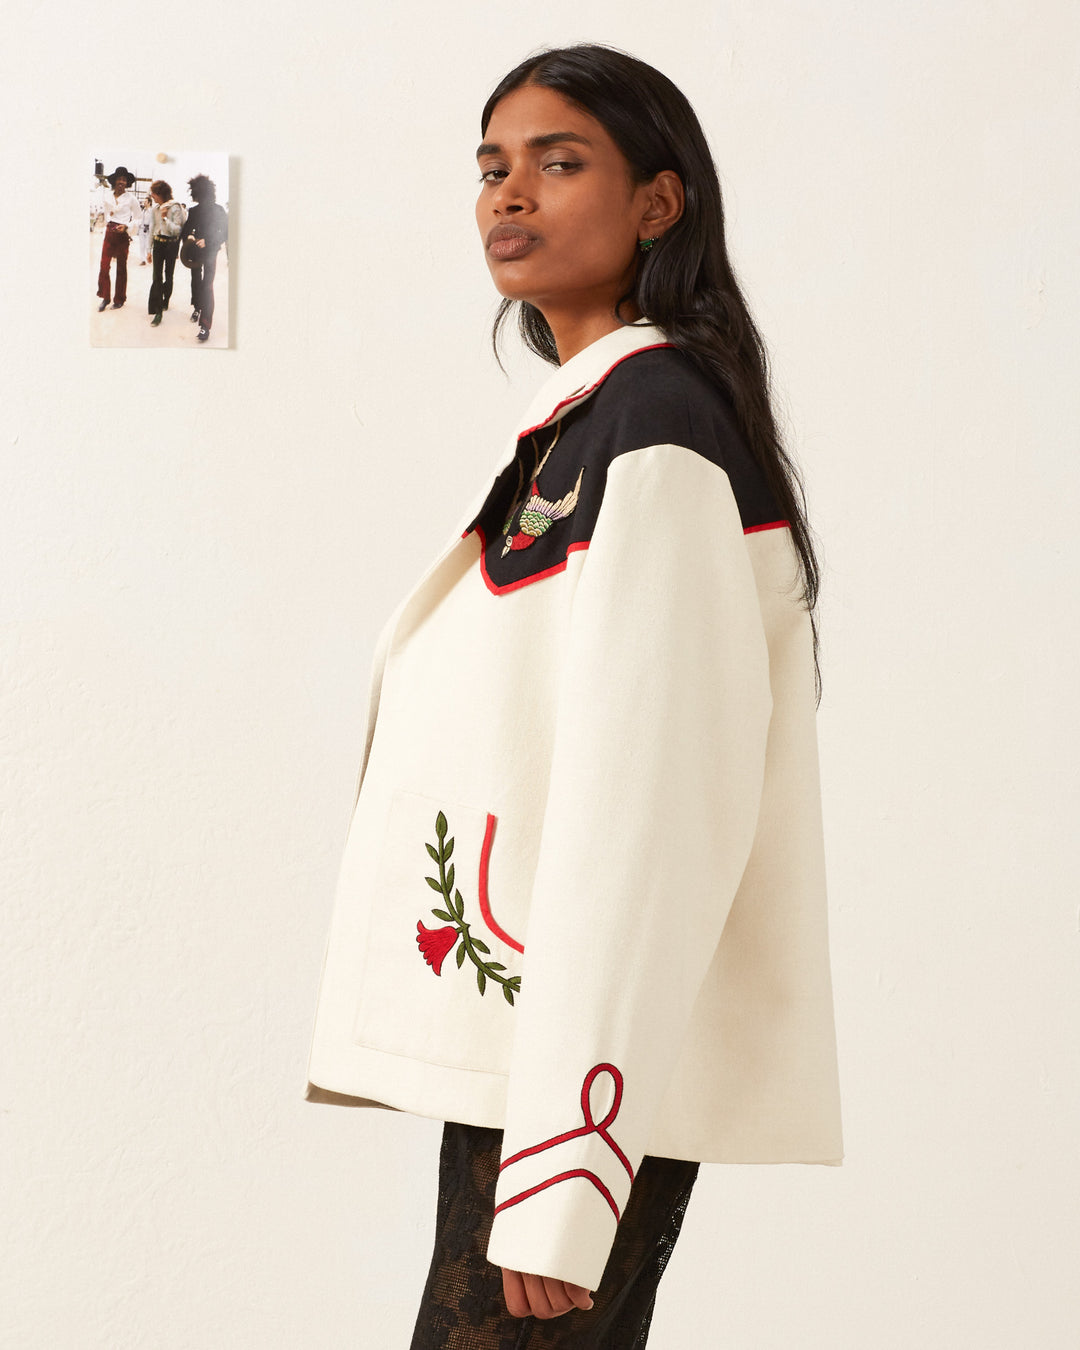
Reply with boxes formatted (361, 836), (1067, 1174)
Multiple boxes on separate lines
(306, 45), (842, 1347)
(180, 174), (227, 342)
(147, 181), (185, 327)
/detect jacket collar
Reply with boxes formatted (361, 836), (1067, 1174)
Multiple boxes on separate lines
(512, 321), (673, 440)
(402, 323), (671, 579)
(390, 324), (674, 638)
(442, 322), (673, 547)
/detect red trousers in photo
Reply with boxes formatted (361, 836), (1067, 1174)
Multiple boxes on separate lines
(97, 225), (130, 305)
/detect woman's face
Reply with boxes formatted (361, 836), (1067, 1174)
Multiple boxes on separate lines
(476, 84), (649, 324)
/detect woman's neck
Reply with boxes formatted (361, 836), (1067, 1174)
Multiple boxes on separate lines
(543, 302), (643, 365)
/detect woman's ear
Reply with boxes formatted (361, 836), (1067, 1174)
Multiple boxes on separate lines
(640, 170), (685, 238)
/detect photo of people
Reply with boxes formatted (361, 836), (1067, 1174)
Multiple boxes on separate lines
(89, 151), (229, 348)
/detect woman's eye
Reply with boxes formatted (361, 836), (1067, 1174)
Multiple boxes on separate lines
(477, 160), (582, 184)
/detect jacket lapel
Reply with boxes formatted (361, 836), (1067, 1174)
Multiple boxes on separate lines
(392, 323), (672, 633)
(450, 323), (671, 541)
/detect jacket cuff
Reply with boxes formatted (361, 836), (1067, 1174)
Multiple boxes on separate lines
(485, 1064), (635, 1290)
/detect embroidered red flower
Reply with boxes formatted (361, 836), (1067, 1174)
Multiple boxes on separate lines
(416, 921), (457, 976)
(415, 810), (522, 1005)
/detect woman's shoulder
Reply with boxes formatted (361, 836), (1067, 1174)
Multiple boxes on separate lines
(570, 344), (783, 528)
(564, 345), (783, 529)
(583, 345), (744, 466)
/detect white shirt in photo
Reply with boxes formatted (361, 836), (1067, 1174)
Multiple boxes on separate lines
(102, 189), (142, 230)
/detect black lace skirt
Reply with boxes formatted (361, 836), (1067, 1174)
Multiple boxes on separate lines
(410, 1121), (699, 1350)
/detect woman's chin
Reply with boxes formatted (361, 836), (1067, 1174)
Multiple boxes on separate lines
(485, 263), (547, 305)
(488, 278), (540, 305)
(496, 294), (536, 309)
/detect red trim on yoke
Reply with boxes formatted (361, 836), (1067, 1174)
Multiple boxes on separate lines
(516, 342), (676, 442)
(743, 519), (790, 534)
(474, 523), (590, 596)
(472, 518), (787, 591)
(461, 344), (674, 543)
(477, 813), (524, 954)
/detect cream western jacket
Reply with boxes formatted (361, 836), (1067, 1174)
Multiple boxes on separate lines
(305, 322), (842, 1290)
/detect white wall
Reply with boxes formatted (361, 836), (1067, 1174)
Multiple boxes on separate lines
(2, 2), (1077, 1346)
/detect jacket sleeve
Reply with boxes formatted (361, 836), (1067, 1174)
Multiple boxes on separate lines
(485, 441), (774, 1290)
(210, 204), (228, 248)
(163, 203), (185, 238)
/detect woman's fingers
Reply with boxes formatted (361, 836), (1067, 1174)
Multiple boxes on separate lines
(564, 1280), (594, 1312)
(543, 1275), (580, 1317)
(502, 1268), (530, 1318)
(501, 1268), (594, 1319)
(521, 1272), (557, 1318)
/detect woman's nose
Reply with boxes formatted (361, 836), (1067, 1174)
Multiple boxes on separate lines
(491, 171), (532, 215)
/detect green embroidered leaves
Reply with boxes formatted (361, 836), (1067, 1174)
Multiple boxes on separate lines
(415, 810), (522, 1006)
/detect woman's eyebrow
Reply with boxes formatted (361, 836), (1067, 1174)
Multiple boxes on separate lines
(475, 132), (593, 159)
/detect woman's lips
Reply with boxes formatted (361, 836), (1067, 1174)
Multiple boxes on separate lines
(487, 229), (538, 261)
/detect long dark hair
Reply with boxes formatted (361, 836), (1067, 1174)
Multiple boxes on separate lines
(481, 45), (821, 684)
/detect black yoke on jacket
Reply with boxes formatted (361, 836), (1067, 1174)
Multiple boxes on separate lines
(467, 347), (784, 595)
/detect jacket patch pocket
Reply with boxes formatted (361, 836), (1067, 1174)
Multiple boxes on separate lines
(352, 790), (524, 1072)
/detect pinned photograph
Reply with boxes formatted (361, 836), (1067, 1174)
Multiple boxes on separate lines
(90, 151), (229, 348)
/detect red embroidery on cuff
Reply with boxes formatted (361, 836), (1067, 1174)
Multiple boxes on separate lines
(494, 1064), (634, 1222)
(493, 1169), (621, 1222)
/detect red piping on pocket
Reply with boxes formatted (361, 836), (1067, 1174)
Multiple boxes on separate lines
(477, 813), (524, 954)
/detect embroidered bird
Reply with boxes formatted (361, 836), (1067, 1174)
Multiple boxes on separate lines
(502, 467), (585, 556)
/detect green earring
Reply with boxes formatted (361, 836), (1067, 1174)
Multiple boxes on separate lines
(638, 237), (658, 253)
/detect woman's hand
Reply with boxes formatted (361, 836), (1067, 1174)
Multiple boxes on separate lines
(501, 1267), (594, 1319)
